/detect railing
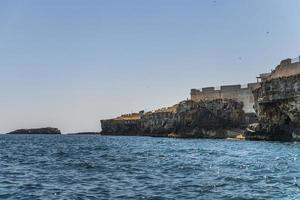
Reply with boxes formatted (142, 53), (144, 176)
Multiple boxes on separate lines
(291, 56), (300, 63)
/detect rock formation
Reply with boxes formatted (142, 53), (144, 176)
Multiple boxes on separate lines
(7, 127), (61, 135)
(173, 99), (245, 138)
(245, 74), (300, 141)
(101, 99), (247, 138)
(141, 106), (177, 136)
(69, 132), (101, 135)
(101, 112), (142, 136)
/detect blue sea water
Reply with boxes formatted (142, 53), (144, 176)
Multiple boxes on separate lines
(0, 135), (299, 200)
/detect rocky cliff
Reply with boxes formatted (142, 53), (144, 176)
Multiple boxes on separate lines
(7, 127), (61, 135)
(245, 74), (300, 141)
(101, 99), (247, 138)
(173, 99), (245, 138)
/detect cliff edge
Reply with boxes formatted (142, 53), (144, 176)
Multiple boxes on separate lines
(245, 74), (300, 141)
(101, 99), (247, 138)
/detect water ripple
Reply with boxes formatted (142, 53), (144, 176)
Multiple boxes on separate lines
(0, 135), (299, 199)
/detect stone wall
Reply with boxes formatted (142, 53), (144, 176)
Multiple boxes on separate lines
(191, 83), (259, 113)
(267, 58), (300, 80)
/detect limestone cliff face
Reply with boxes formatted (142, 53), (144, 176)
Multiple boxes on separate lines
(246, 74), (300, 141)
(174, 99), (245, 138)
(101, 106), (177, 136)
(100, 118), (141, 135)
(141, 111), (176, 136)
(101, 99), (246, 138)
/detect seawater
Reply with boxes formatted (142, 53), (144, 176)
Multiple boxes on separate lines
(0, 135), (299, 200)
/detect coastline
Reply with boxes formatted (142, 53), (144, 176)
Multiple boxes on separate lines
(101, 57), (300, 142)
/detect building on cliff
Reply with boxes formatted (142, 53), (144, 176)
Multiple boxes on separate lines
(190, 83), (260, 113)
(266, 56), (300, 80)
(190, 56), (300, 114)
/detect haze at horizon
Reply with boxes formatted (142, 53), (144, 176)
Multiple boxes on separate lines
(0, 0), (299, 133)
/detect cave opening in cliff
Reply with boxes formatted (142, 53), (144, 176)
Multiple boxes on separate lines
(284, 116), (291, 125)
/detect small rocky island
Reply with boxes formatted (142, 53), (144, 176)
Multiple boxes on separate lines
(7, 127), (61, 135)
(101, 56), (300, 141)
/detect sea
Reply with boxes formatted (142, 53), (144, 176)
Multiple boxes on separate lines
(0, 134), (299, 200)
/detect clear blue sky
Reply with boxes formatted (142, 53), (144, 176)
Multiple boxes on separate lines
(0, 0), (299, 133)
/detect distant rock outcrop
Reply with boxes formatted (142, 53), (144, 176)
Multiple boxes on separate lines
(101, 99), (247, 138)
(7, 127), (61, 135)
(245, 74), (300, 141)
(69, 132), (100, 135)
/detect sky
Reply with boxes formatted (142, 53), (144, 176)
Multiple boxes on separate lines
(0, 0), (299, 133)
